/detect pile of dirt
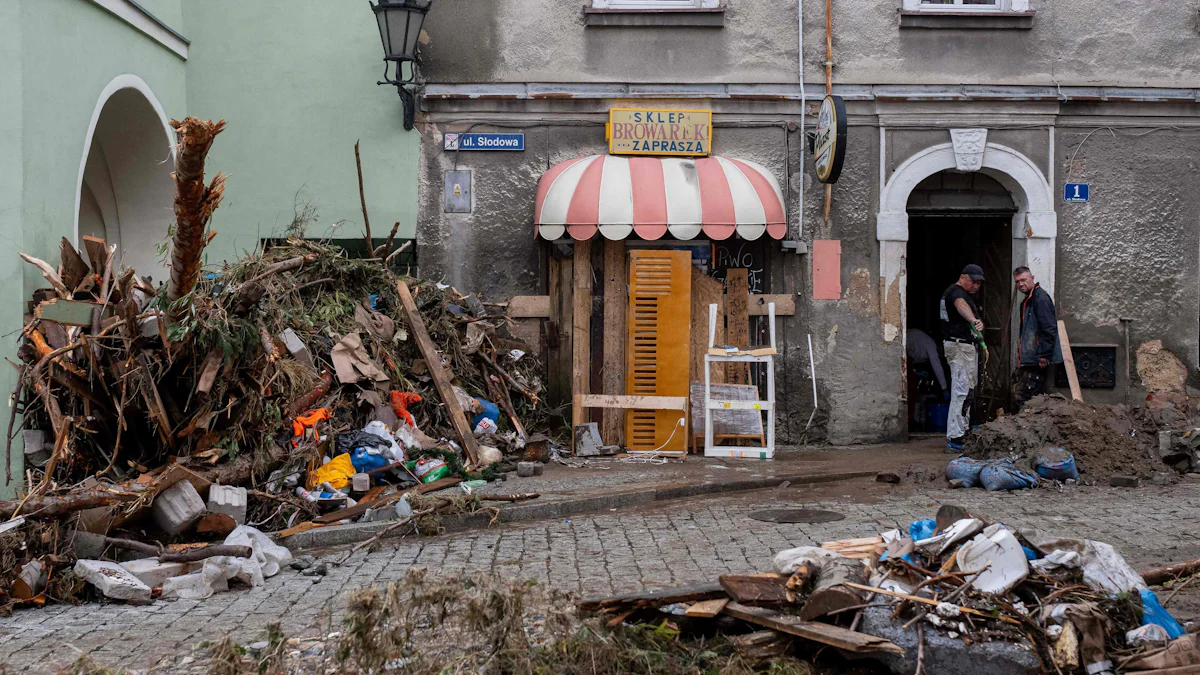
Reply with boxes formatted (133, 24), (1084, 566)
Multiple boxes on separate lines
(965, 395), (1189, 479)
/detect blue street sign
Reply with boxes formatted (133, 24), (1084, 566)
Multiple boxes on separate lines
(443, 133), (525, 152)
(1064, 183), (1090, 203)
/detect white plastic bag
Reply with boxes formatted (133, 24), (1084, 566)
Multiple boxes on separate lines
(225, 524), (292, 577)
(772, 546), (840, 575)
(363, 420), (405, 462)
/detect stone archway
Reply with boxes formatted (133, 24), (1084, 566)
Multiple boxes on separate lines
(876, 137), (1056, 346)
(75, 75), (176, 282)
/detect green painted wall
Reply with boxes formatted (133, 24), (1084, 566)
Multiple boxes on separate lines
(135, 0), (184, 32)
(1, 0), (188, 497)
(184, 0), (420, 264)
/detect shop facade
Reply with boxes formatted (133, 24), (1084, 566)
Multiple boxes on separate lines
(412, 0), (1200, 445)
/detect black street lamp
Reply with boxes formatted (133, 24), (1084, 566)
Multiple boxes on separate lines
(370, 0), (433, 130)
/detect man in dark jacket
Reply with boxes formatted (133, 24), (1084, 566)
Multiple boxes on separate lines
(1013, 267), (1063, 411)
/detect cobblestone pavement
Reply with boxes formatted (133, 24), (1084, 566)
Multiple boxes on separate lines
(4, 478), (1200, 673)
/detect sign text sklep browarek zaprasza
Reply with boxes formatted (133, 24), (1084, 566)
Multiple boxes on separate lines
(608, 109), (712, 156)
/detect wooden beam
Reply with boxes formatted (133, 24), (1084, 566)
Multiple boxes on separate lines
(577, 394), (688, 411)
(1058, 320), (1083, 402)
(507, 295), (551, 318)
(571, 241), (592, 433)
(34, 299), (101, 327)
(685, 598), (729, 618)
(396, 281), (480, 466)
(602, 239), (626, 447)
(748, 294), (795, 316)
(548, 257), (573, 408)
(726, 269), (750, 384)
(505, 292), (794, 320)
(578, 583), (726, 612)
(721, 602), (904, 655)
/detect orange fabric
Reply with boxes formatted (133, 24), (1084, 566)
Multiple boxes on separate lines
(389, 391), (422, 428)
(291, 407), (331, 447)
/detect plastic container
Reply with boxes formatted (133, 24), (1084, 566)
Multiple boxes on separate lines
(471, 399), (500, 430)
(927, 403), (950, 432)
(1034, 448), (1079, 481)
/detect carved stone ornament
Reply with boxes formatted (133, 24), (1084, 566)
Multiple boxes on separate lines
(949, 128), (988, 172)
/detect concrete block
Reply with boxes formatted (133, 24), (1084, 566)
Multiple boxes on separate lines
(74, 560), (152, 603)
(22, 429), (50, 467)
(72, 531), (107, 559)
(206, 484), (248, 525)
(119, 558), (195, 588)
(517, 462), (544, 478)
(153, 480), (205, 535)
(350, 473), (370, 494)
(1111, 475), (1140, 488)
(858, 606), (1039, 674)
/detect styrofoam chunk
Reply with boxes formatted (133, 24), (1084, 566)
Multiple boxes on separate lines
(119, 558), (195, 588)
(207, 484), (248, 525)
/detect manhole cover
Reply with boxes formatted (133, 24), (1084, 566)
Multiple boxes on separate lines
(748, 509), (845, 524)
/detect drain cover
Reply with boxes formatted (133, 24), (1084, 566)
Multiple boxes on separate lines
(748, 509), (845, 524)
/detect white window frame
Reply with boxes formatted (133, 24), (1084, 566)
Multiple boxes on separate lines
(592, 0), (721, 9)
(902, 0), (1029, 12)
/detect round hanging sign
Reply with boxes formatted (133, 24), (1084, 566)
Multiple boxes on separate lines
(813, 95), (847, 184)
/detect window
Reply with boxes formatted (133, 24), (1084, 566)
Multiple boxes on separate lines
(591, 0), (721, 9)
(901, 0), (1029, 11)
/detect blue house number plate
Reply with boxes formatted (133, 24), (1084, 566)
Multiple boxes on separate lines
(1064, 183), (1090, 203)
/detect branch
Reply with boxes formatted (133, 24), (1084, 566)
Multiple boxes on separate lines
(355, 140), (372, 253)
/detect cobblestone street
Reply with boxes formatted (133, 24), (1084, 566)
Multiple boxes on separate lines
(4, 477), (1200, 673)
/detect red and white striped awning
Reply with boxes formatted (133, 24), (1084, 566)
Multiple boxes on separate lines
(534, 155), (786, 241)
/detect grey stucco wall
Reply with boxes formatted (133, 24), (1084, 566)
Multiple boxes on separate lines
(1053, 123), (1200, 400)
(420, 1), (1200, 90)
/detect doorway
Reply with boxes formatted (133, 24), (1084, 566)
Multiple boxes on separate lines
(905, 171), (1016, 432)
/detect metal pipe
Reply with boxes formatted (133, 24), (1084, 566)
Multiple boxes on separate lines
(797, 0), (806, 247)
(822, 0), (834, 238)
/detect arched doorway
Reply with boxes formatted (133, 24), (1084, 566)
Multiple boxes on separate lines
(75, 76), (176, 282)
(875, 138), (1056, 429)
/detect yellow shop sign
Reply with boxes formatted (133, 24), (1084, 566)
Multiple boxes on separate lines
(607, 108), (712, 156)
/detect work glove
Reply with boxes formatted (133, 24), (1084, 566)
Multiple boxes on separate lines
(1038, 357), (1048, 368)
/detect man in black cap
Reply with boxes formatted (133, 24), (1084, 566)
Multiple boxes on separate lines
(940, 264), (985, 451)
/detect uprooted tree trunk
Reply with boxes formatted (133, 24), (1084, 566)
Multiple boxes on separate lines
(799, 557), (868, 621)
(166, 117), (227, 311)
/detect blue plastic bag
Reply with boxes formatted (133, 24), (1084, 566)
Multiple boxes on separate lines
(909, 518), (936, 541)
(946, 457), (988, 488)
(471, 399), (500, 429)
(1022, 546), (1038, 561)
(1141, 589), (1185, 639)
(350, 446), (391, 473)
(979, 459), (1038, 491)
(1034, 448), (1079, 481)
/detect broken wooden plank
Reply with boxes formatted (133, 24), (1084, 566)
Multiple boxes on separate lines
(196, 348), (223, 395)
(34, 299), (101, 327)
(59, 237), (91, 290)
(576, 394), (688, 411)
(719, 574), (789, 606)
(1058, 320), (1083, 402)
(82, 236), (109, 275)
(725, 268), (750, 383)
(396, 280), (480, 466)
(684, 597), (730, 618)
(507, 295), (551, 318)
(578, 583), (726, 612)
(748, 294), (795, 316)
(312, 476), (463, 524)
(721, 602), (904, 655)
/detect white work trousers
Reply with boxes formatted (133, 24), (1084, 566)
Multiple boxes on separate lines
(943, 341), (978, 440)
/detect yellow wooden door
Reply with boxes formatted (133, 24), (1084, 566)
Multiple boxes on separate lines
(626, 250), (691, 452)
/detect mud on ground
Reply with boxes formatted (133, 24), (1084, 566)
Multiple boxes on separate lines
(965, 395), (1192, 479)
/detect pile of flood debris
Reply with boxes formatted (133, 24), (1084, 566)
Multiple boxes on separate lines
(0, 117), (559, 612)
(963, 395), (1200, 485)
(580, 504), (1199, 674)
